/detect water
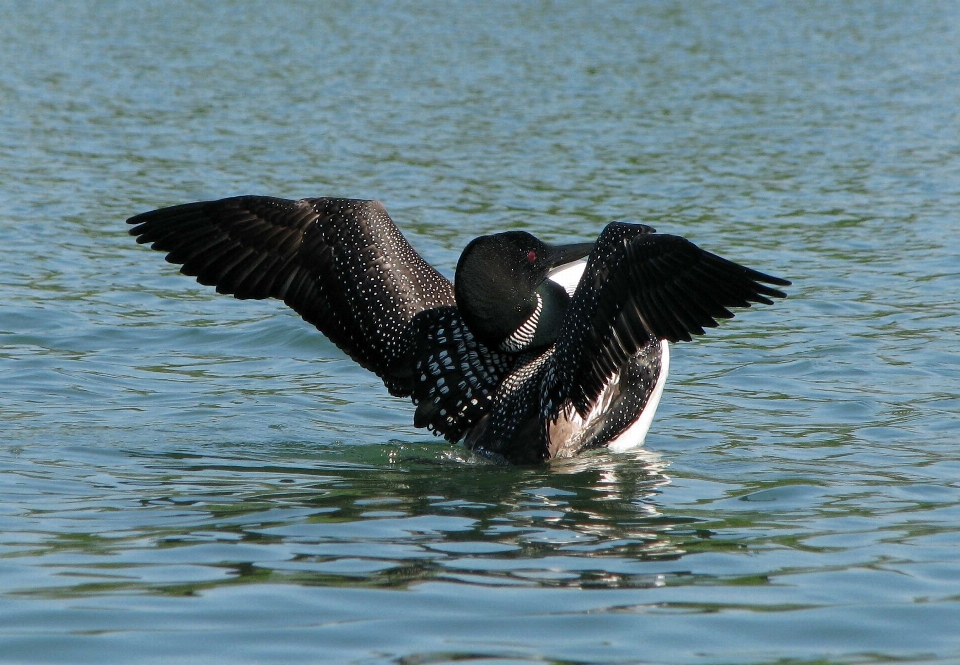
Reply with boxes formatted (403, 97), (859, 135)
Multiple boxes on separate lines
(2, 1), (959, 663)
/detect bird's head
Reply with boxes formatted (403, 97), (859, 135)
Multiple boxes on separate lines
(454, 231), (594, 352)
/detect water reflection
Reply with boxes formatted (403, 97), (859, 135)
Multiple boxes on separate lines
(6, 442), (696, 597)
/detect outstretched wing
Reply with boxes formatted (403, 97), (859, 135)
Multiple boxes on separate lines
(128, 196), (455, 396)
(546, 222), (790, 417)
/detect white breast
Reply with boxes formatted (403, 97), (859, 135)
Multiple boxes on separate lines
(547, 259), (587, 296)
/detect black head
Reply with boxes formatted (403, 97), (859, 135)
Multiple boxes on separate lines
(455, 231), (594, 352)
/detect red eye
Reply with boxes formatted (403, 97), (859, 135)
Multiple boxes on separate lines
(527, 250), (537, 263)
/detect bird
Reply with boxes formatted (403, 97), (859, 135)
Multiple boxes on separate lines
(128, 196), (790, 464)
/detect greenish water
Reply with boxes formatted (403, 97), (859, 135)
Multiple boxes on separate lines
(2, 1), (960, 663)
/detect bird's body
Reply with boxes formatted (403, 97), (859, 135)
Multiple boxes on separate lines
(128, 196), (789, 464)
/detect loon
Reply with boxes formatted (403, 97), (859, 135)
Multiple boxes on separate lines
(128, 196), (789, 464)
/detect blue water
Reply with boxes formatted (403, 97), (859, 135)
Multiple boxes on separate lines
(2, 2), (960, 663)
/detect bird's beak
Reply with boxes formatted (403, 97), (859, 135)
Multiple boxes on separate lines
(542, 241), (594, 269)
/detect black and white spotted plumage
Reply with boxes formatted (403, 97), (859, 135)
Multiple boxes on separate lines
(129, 197), (790, 464)
(407, 306), (514, 442)
(464, 350), (553, 464)
(128, 197), (455, 397)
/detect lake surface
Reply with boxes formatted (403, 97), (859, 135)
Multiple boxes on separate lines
(2, 1), (959, 663)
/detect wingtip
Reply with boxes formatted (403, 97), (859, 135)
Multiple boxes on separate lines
(757, 283), (790, 300)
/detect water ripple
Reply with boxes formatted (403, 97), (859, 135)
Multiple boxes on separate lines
(2, 1), (960, 663)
